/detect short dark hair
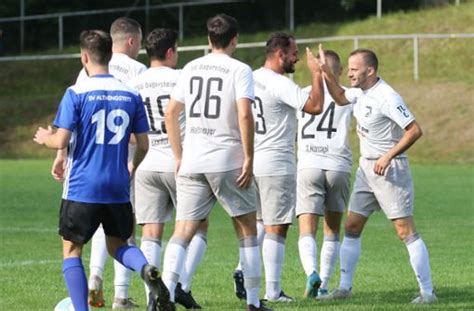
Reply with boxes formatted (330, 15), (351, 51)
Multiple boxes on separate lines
(79, 30), (112, 65)
(207, 14), (238, 49)
(350, 48), (378, 71)
(145, 28), (178, 60)
(110, 17), (142, 42)
(265, 32), (295, 56)
(317, 49), (341, 75)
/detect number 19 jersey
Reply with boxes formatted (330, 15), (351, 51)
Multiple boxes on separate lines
(128, 67), (184, 172)
(171, 53), (254, 174)
(297, 84), (353, 173)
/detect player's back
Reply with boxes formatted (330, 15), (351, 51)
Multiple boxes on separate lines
(55, 74), (148, 203)
(172, 53), (254, 174)
(128, 67), (184, 172)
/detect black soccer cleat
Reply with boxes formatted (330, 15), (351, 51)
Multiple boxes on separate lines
(233, 269), (247, 300)
(175, 282), (202, 309)
(247, 301), (273, 311)
(142, 264), (175, 311)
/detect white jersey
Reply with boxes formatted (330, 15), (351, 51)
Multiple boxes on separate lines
(345, 78), (415, 159)
(128, 67), (184, 172)
(252, 67), (309, 176)
(76, 53), (147, 83)
(171, 53), (254, 174)
(297, 84), (353, 173)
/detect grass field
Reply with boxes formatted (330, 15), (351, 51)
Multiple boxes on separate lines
(0, 160), (473, 310)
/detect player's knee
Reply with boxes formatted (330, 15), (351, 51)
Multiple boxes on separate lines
(344, 221), (363, 236)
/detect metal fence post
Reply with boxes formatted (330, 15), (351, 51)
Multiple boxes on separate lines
(58, 15), (63, 51)
(353, 37), (359, 50)
(413, 35), (419, 81)
(179, 5), (184, 41)
(377, 0), (382, 19)
(20, 0), (25, 53)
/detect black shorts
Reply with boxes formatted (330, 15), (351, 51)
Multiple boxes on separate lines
(59, 199), (134, 244)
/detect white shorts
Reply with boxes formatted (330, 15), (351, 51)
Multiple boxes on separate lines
(349, 157), (413, 219)
(255, 174), (296, 225)
(134, 170), (176, 224)
(176, 169), (257, 221)
(296, 168), (350, 216)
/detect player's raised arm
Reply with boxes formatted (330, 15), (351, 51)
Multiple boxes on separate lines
(303, 47), (324, 115)
(318, 44), (350, 106)
(165, 98), (184, 175)
(236, 97), (255, 188)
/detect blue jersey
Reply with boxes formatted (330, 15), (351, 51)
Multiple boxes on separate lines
(54, 74), (149, 203)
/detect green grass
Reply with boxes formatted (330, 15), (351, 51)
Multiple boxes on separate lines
(0, 160), (473, 310)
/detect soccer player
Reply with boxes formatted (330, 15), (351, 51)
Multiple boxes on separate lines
(51, 17), (146, 309)
(33, 30), (172, 311)
(127, 28), (208, 310)
(318, 45), (436, 304)
(296, 49), (353, 298)
(162, 14), (271, 311)
(246, 32), (324, 302)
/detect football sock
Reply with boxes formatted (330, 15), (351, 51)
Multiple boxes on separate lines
(89, 225), (107, 281)
(405, 233), (434, 295)
(339, 234), (361, 291)
(114, 245), (148, 272)
(140, 237), (161, 302)
(239, 236), (261, 308)
(257, 220), (265, 246)
(180, 231), (207, 292)
(114, 260), (131, 299)
(262, 233), (285, 299)
(162, 236), (188, 302)
(63, 257), (88, 311)
(320, 235), (340, 290)
(298, 233), (317, 277)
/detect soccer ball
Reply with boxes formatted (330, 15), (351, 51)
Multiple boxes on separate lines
(54, 297), (91, 311)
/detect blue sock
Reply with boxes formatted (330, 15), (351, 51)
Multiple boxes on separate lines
(62, 257), (88, 311)
(115, 245), (148, 272)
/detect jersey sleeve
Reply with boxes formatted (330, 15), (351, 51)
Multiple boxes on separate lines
(53, 88), (79, 131)
(344, 87), (361, 104)
(131, 95), (150, 134)
(383, 94), (415, 129)
(170, 69), (186, 103)
(276, 78), (309, 111)
(234, 65), (255, 101)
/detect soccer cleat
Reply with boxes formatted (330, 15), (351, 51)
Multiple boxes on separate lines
(233, 269), (247, 300)
(264, 291), (295, 303)
(315, 288), (329, 300)
(317, 287), (352, 300)
(175, 282), (202, 309)
(411, 291), (437, 304)
(88, 275), (105, 308)
(303, 271), (322, 298)
(246, 301), (273, 311)
(142, 264), (174, 311)
(112, 297), (139, 309)
(146, 292), (157, 311)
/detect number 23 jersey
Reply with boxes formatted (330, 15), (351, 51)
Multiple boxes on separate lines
(297, 84), (353, 173)
(171, 53), (254, 174)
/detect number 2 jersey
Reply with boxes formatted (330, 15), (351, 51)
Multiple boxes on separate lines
(252, 67), (309, 176)
(171, 53), (254, 174)
(128, 67), (184, 172)
(297, 84), (353, 173)
(53, 74), (149, 203)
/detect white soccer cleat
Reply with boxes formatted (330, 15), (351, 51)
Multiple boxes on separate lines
(411, 291), (437, 304)
(317, 287), (352, 300)
(315, 288), (329, 300)
(112, 297), (139, 309)
(264, 291), (295, 303)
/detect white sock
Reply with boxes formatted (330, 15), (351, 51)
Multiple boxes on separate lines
(162, 237), (188, 302)
(179, 232), (207, 292)
(257, 221), (265, 246)
(339, 235), (361, 291)
(89, 225), (107, 286)
(262, 233), (285, 299)
(298, 234), (317, 277)
(320, 235), (340, 290)
(140, 237), (162, 301)
(239, 236), (261, 307)
(405, 234), (434, 295)
(114, 260), (131, 299)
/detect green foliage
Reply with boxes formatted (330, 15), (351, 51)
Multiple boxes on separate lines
(0, 160), (473, 309)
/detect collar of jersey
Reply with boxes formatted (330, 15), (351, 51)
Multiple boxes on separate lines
(89, 74), (114, 78)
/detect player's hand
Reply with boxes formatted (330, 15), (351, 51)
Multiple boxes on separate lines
(374, 154), (391, 176)
(33, 125), (54, 145)
(51, 154), (66, 182)
(317, 44), (331, 76)
(236, 159), (253, 188)
(306, 47), (321, 73)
